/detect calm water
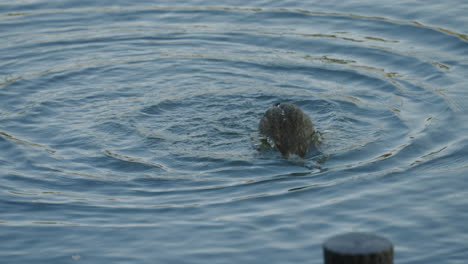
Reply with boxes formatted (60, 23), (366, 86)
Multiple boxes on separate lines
(1, 0), (468, 263)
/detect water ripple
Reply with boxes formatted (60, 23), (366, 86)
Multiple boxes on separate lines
(1, 3), (467, 263)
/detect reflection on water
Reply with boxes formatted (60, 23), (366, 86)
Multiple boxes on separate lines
(1, 1), (468, 264)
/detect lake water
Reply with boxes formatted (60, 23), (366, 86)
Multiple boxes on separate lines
(1, 0), (468, 263)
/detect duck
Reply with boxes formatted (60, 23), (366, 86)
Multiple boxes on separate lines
(259, 103), (315, 158)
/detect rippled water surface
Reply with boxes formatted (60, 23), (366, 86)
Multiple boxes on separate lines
(1, 1), (468, 263)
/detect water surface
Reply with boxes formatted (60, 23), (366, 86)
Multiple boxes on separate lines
(1, 1), (468, 263)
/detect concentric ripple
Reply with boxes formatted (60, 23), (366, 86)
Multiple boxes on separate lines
(1, 4), (468, 263)
(1, 5), (466, 204)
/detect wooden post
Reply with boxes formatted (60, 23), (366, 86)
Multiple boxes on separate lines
(323, 232), (393, 264)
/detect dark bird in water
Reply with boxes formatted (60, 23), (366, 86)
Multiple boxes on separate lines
(259, 103), (316, 158)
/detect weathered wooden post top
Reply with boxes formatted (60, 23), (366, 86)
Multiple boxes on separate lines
(323, 232), (393, 264)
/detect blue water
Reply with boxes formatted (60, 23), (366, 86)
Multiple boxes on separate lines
(1, 1), (468, 263)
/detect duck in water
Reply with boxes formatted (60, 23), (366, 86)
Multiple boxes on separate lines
(259, 103), (316, 158)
